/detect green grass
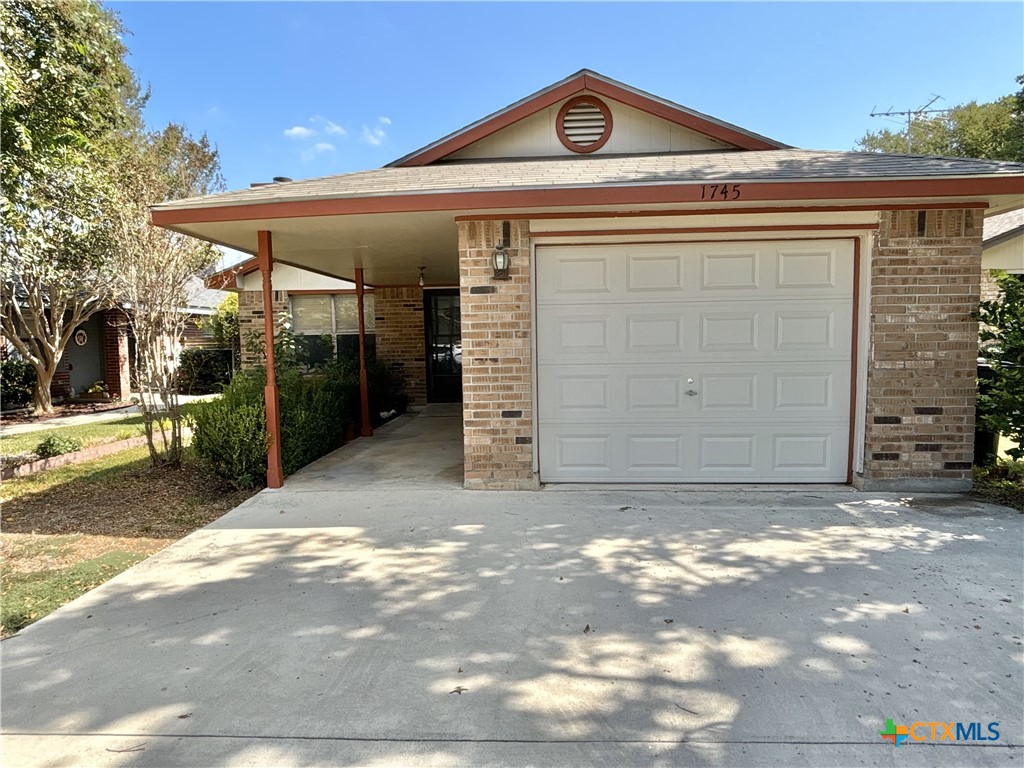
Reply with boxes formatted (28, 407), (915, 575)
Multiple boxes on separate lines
(0, 446), (152, 501)
(1, 551), (149, 635)
(0, 405), (200, 457)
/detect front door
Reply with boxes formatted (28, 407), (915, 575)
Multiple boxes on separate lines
(425, 289), (462, 403)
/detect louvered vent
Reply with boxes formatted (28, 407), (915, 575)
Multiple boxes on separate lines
(562, 102), (607, 146)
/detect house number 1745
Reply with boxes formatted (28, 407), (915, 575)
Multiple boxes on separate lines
(699, 184), (741, 200)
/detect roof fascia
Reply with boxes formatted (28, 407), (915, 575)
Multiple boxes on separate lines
(983, 224), (1024, 249)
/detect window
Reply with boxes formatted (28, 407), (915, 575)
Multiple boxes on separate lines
(290, 293), (375, 367)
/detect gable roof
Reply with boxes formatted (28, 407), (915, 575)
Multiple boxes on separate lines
(387, 69), (790, 167)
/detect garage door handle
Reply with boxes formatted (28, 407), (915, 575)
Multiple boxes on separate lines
(685, 389), (698, 396)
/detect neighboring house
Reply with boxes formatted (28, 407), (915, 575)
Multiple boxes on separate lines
(981, 209), (1024, 304)
(4, 276), (229, 403)
(155, 69), (1024, 491)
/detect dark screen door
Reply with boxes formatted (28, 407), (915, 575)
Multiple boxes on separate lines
(425, 289), (462, 402)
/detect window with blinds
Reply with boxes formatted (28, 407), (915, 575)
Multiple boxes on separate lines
(290, 294), (376, 366)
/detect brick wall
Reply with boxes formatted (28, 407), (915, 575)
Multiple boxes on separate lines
(100, 309), (131, 400)
(375, 287), (426, 406)
(238, 289), (287, 368)
(458, 220), (536, 490)
(859, 208), (983, 491)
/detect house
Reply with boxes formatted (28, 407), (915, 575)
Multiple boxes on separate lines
(981, 209), (1024, 304)
(153, 70), (1024, 491)
(3, 276), (229, 404)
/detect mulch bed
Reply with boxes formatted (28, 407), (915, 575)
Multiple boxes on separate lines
(1, 400), (132, 426)
(1, 459), (256, 538)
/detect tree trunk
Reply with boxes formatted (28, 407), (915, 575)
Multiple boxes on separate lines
(32, 365), (55, 414)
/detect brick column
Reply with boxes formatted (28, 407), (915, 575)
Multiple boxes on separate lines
(375, 287), (426, 406)
(238, 289), (287, 369)
(857, 208), (983, 492)
(101, 309), (131, 400)
(459, 220), (537, 490)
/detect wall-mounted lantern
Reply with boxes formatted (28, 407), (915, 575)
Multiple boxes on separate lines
(492, 221), (512, 280)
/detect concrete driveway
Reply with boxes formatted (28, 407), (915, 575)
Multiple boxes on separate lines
(2, 411), (1022, 767)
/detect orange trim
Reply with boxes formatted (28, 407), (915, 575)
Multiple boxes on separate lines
(529, 223), (879, 238)
(258, 231), (284, 489)
(583, 75), (778, 151)
(393, 71), (782, 166)
(847, 237), (861, 484)
(454, 201), (990, 222)
(556, 95), (614, 154)
(355, 267), (372, 439)
(153, 179), (1018, 227)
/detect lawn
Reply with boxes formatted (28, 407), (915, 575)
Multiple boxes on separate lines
(0, 406), (201, 457)
(1, 446), (256, 636)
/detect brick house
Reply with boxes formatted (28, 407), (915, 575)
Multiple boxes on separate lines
(980, 209), (1024, 304)
(154, 70), (1024, 491)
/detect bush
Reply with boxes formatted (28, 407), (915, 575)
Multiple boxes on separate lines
(189, 364), (359, 486)
(976, 272), (1024, 461)
(1, 358), (35, 409)
(35, 434), (83, 458)
(177, 348), (233, 395)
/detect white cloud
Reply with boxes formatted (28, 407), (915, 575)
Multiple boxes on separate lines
(301, 142), (336, 162)
(378, 116), (392, 126)
(311, 115), (347, 136)
(284, 125), (317, 140)
(361, 125), (387, 146)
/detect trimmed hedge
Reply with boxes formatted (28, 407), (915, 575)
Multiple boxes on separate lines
(177, 348), (233, 395)
(190, 365), (360, 487)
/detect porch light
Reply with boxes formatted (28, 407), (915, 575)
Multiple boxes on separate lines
(492, 244), (511, 280)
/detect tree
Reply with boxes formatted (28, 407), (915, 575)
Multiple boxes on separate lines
(857, 79), (1024, 162)
(108, 124), (224, 467)
(977, 274), (1024, 462)
(0, 0), (141, 413)
(206, 293), (241, 367)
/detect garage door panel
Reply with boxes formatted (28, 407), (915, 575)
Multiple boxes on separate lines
(540, 363), (850, 422)
(539, 302), (851, 364)
(537, 240), (854, 483)
(538, 241), (853, 305)
(540, 424), (849, 482)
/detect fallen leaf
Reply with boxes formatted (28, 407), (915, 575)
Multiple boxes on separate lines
(902, 607), (910, 613)
(177, 712), (191, 719)
(457, 667), (463, 673)
(583, 624), (591, 634)
(449, 686), (468, 694)
(664, 619), (674, 624)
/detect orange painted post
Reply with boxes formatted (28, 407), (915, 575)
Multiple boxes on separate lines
(355, 267), (373, 438)
(258, 230), (285, 488)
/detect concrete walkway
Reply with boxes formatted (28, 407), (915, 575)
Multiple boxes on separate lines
(2, 409), (1022, 767)
(0, 394), (217, 437)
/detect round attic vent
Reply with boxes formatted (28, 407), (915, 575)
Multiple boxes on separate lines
(556, 96), (613, 153)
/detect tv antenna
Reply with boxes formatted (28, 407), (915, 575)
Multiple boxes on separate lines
(870, 95), (951, 153)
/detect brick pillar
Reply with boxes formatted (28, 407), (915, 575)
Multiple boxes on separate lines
(857, 208), (983, 492)
(458, 220), (536, 490)
(101, 309), (131, 400)
(375, 287), (427, 406)
(238, 289), (287, 369)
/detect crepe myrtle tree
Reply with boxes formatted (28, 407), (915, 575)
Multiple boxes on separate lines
(0, 0), (141, 413)
(108, 125), (224, 467)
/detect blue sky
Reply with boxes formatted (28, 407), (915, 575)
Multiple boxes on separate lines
(111, 1), (1022, 193)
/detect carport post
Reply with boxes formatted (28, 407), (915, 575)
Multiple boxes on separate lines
(258, 230), (285, 489)
(355, 267), (373, 438)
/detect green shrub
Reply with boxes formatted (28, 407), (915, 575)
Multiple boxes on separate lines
(976, 272), (1024, 461)
(35, 434), (83, 458)
(189, 364), (359, 486)
(1, 358), (35, 409)
(177, 348), (233, 395)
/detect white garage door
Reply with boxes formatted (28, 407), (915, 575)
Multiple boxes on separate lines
(537, 240), (854, 483)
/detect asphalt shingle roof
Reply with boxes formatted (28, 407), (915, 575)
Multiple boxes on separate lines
(154, 149), (1024, 211)
(984, 208), (1024, 243)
